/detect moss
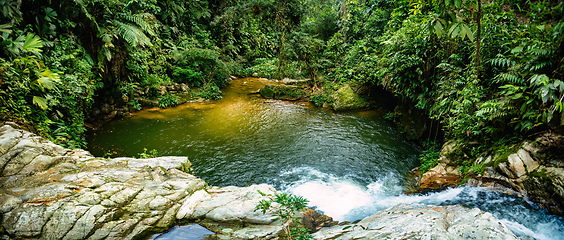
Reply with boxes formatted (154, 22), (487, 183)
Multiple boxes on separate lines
(527, 168), (551, 179)
(330, 85), (369, 111)
(259, 84), (307, 100)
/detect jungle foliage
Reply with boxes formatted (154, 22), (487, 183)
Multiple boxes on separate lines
(1, 0), (563, 152)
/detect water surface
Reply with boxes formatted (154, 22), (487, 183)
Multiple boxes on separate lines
(88, 78), (564, 239)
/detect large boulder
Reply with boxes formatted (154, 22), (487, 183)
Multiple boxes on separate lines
(0, 125), (202, 239)
(313, 203), (519, 240)
(330, 85), (369, 111)
(0, 125), (295, 240)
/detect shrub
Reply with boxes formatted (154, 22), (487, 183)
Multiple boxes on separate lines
(158, 94), (179, 108)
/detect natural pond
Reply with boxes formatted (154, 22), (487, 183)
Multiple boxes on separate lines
(88, 78), (564, 240)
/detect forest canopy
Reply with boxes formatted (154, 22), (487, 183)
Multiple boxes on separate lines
(1, 0), (563, 152)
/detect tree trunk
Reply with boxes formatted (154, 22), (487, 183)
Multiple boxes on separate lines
(474, 0), (482, 77)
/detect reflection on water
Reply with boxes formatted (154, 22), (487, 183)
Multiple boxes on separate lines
(149, 224), (215, 240)
(88, 77), (419, 190)
(88, 78), (564, 239)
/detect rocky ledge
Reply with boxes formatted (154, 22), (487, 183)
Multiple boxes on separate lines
(0, 124), (523, 239)
(416, 132), (564, 215)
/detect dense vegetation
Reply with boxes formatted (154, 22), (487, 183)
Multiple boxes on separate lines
(1, 0), (563, 169)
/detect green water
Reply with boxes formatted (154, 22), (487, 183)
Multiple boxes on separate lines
(88, 78), (419, 191)
(87, 78), (564, 239)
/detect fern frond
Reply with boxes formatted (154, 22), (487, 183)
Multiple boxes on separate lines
(490, 58), (515, 68)
(494, 73), (524, 84)
(112, 20), (152, 47)
(121, 13), (155, 36)
(530, 62), (552, 71)
(476, 99), (515, 120)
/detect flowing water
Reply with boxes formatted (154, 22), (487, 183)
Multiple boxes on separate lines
(88, 77), (564, 239)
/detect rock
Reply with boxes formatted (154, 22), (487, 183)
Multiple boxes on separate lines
(301, 208), (339, 232)
(416, 163), (461, 193)
(518, 149), (539, 172)
(159, 85), (167, 95)
(135, 98), (159, 108)
(330, 85), (369, 111)
(188, 185), (278, 224)
(281, 78), (312, 85)
(176, 190), (212, 219)
(179, 83), (189, 92)
(418, 131), (564, 216)
(313, 203), (519, 240)
(101, 103), (112, 114)
(259, 84), (306, 100)
(0, 125), (213, 239)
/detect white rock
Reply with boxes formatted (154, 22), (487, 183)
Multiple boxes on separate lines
(176, 190), (212, 219)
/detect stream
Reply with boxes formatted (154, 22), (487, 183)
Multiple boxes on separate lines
(88, 77), (564, 239)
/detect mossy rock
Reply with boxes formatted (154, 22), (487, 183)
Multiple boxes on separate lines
(259, 84), (306, 100)
(330, 85), (369, 111)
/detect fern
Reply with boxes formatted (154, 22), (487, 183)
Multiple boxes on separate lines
(476, 100), (514, 121)
(490, 57), (515, 68)
(494, 73), (524, 84)
(120, 13), (155, 36)
(112, 20), (152, 47)
(530, 62), (552, 71)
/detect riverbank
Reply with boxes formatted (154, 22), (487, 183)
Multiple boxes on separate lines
(0, 124), (528, 239)
(414, 130), (564, 216)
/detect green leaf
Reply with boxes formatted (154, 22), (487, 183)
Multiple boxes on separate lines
(454, 0), (462, 8)
(0, 22), (12, 39)
(23, 33), (43, 55)
(511, 46), (524, 54)
(449, 23), (460, 39)
(33, 96), (49, 110)
(36, 69), (60, 90)
(434, 21), (444, 37)
(463, 24), (474, 42)
(541, 87), (550, 102)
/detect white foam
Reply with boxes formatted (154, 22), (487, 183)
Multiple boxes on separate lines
(289, 180), (372, 221)
(281, 168), (564, 240)
(500, 219), (550, 240)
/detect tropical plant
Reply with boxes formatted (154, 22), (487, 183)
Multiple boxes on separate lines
(255, 191), (313, 240)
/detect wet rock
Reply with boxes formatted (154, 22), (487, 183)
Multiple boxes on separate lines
(330, 85), (369, 111)
(416, 164), (461, 193)
(417, 131), (564, 216)
(301, 208), (339, 232)
(313, 204), (519, 240)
